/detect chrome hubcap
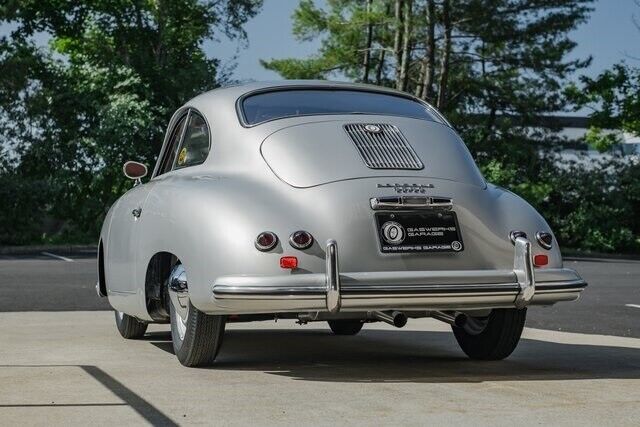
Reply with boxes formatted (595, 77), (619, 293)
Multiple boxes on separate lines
(168, 264), (190, 341)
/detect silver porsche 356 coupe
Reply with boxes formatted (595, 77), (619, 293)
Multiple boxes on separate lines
(97, 81), (586, 367)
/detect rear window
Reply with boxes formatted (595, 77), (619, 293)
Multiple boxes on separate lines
(241, 89), (441, 126)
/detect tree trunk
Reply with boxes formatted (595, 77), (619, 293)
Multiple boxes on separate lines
(398, 0), (413, 91)
(421, 0), (436, 101)
(362, 0), (374, 83)
(436, 0), (452, 110)
(375, 49), (386, 85)
(393, 0), (403, 89)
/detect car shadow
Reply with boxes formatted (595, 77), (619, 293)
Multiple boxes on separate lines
(147, 328), (640, 383)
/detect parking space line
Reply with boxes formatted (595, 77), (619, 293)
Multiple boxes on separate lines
(0, 403), (127, 407)
(41, 252), (74, 262)
(625, 304), (640, 309)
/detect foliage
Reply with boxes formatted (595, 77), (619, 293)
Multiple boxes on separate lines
(0, 0), (263, 244)
(567, 63), (640, 152)
(542, 159), (640, 252)
(559, 62), (640, 252)
(262, 0), (593, 166)
(482, 156), (640, 253)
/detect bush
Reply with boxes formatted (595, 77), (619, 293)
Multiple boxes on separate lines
(483, 156), (640, 253)
(0, 172), (55, 245)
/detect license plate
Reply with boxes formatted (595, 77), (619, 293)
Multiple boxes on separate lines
(375, 211), (464, 253)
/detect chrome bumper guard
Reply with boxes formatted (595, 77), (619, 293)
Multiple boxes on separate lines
(210, 238), (587, 314)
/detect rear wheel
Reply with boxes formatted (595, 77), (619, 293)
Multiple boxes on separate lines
(168, 264), (226, 367)
(114, 310), (148, 339)
(328, 319), (364, 335)
(452, 308), (526, 360)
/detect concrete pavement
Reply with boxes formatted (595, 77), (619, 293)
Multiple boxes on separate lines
(0, 311), (639, 426)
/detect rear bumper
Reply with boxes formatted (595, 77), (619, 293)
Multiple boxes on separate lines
(207, 238), (586, 315)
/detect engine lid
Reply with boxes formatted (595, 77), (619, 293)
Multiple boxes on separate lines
(260, 118), (485, 188)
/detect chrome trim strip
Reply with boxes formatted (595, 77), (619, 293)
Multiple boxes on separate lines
(536, 280), (588, 292)
(211, 279), (586, 300)
(341, 283), (520, 294)
(108, 290), (137, 295)
(212, 288), (325, 300)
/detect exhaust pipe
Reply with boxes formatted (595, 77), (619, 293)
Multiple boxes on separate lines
(431, 311), (467, 328)
(372, 311), (407, 328)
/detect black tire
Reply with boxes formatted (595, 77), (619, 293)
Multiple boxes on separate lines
(328, 320), (364, 335)
(452, 308), (527, 360)
(170, 300), (226, 367)
(114, 310), (148, 339)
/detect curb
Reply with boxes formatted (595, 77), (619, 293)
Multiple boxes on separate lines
(563, 250), (640, 261)
(0, 245), (97, 256)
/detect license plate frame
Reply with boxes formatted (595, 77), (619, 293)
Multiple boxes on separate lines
(374, 211), (464, 253)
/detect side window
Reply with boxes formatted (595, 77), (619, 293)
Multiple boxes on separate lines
(157, 113), (187, 176)
(174, 112), (210, 170)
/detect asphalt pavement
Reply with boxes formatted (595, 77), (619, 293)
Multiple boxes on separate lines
(0, 253), (638, 337)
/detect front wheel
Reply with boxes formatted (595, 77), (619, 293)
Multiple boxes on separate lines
(114, 310), (148, 339)
(452, 308), (526, 360)
(168, 264), (226, 367)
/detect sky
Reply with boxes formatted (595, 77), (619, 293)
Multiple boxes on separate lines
(1, 0), (638, 82)
(210, 0), (640, 82)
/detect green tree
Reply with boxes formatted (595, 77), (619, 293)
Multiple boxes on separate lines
(567, 63), (640, 152)
(560, 10), (640, 252)
(262, 0), (593, 188)
(0, 0), (262, 244)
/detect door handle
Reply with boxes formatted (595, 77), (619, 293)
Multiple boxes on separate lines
(132, 208), (142, 218)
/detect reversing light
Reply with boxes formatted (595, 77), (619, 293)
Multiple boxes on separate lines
(255, 231), (278, 252)
(280, 256), (298, 269)
(536, 231), (553, 250)
(533, 254), (549, 267)
(509, 230), (528, 244)
(289, 230), (314, 250)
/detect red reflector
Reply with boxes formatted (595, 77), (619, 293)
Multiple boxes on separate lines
(280, 256), (298, 269)
(533, 254), (548, 267)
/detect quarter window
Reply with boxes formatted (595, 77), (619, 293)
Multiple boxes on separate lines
(174, 112), (210, 169)
(157, 113), (187, 176)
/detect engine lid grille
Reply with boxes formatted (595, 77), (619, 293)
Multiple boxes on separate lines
(344, 123), (424, 170)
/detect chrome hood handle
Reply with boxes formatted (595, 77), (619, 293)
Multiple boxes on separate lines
(370, 196), (453, 210)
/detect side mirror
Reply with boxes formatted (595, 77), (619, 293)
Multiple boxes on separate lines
(123, 161), (148, 186)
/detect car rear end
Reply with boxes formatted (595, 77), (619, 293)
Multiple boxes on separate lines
(204, 87), (586, 316)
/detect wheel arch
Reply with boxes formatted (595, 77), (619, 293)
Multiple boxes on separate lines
(97, 240), (107, 297)
(143, 251), (180, 323)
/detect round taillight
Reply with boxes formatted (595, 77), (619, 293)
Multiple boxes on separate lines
(536, 231), (553, 250)
(289, 230), (314, 250)
(509, 230), (527, 244)
(255, 231), (278, 252)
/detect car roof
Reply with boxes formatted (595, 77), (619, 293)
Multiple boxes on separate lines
(185, 80), (449, 130)
(188, 80), (420, 106)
